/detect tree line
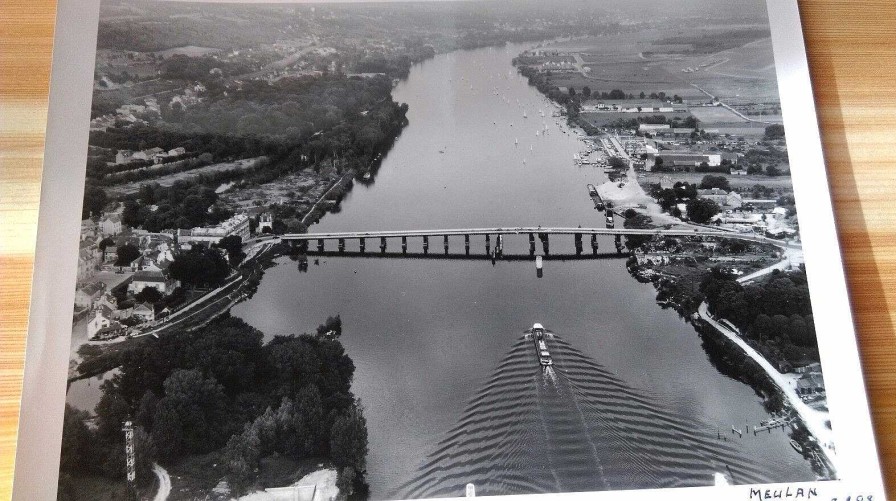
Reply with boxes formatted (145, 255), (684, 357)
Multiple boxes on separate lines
(702, 267), (819, 368)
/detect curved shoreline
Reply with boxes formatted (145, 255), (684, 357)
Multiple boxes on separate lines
(697, 302), (838, 476)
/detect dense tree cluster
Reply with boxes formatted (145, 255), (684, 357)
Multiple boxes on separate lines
(685, 198), (721, 224)
(647, 181), (697, 215)
(168, 244), (231, 289)
(59, 316), (365, 496)
(702, 267), (818, 366)
(699, 175), (731, 191)
(122, 181), (232, 232)
(764, 124), (786, 140)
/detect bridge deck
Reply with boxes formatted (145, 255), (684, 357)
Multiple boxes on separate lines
(281, 227), (737, 240)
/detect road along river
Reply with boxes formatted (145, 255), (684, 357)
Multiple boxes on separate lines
(231, 43), (815, 497)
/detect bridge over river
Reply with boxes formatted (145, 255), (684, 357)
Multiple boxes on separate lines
(281, 226), (792, 255)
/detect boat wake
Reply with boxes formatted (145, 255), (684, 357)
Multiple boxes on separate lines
(393, 333), (771, 499)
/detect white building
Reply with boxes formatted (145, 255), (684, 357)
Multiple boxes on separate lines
(87, 309), (125, 340)
(100, 214), (122, 236)
(259, 213), (274, 233)
(177, 213), (251, 245)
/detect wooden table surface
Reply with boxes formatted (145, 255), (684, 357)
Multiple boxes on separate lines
(2, 0), (896, 499)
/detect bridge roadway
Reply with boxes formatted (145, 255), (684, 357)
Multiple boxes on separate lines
(282, 226), (736, 241)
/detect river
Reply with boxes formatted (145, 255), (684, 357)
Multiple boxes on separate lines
(232, 44), (815, 498)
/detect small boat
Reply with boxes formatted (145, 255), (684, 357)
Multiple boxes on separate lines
(790, 440), (804, 454)
(362, 172), (372, 180)
(587, 184), (598, 197)
(535, 255), (543, 270)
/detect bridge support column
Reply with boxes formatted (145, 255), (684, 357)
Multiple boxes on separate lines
(615, 235), (624, 254)
(591, 233), (598, 253)
(540, 233), (549, 255)
(359, 238), (366, 253)
(338, 238), (345, 252)
(529, 233), (535, 255)
(444, 235), (449, 254)
(317, 239), (325, 252)
(464, 234), (470, 255)
(423, 235), (429, 253)
(485, 234), (491, 253)
(402, 236), (408, 253)
(496, 235), (504, 257)
(574, 233), (583, 255)
(380, 237), (387, 253)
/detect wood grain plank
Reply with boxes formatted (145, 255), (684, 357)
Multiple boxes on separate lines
(0, 0), (54, 499)
(1, 0), (895, 499)
(801, 1), (896, 491)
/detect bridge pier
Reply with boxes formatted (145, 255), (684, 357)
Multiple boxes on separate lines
(615, 235), (624, 254)
(574, 233), (583, 255)
(318, 239), (325, 252)
(423, 235), (429, 253)
(402, 236), (408, 253)
(485, 234), (491, 253)
(529, 233), (535, 255)
(464, 234), (470, 255)
(496, 234), (504, 257)
(539, 233), (549, 255)
(591, 233), (598, 253)
(380, 237), (387, 253)
(338, 238), (345, 252)
(444, 235), (449, 254)
(359, 238), (366, 253)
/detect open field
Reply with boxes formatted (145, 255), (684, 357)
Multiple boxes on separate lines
(689, 105), (748, 124)
(638, 172), (794, 192)
(580, 111), (691, 127)
(106, 157), (265, 196)
(154, 45), (221, 58)
(540, 24), (779, 102)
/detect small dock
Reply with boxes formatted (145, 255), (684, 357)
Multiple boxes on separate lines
(753, 417), (793, 434)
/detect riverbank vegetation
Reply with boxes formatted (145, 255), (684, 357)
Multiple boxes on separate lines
(59, 315), (367, 499)
(702, 267), (818, 368)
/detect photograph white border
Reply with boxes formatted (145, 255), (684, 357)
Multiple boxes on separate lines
(12, 1), (887, 499)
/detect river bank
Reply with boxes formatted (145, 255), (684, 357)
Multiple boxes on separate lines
(529, 77), (833, 479)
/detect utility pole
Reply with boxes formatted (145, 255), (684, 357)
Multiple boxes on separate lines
(123, 421), (137, 501)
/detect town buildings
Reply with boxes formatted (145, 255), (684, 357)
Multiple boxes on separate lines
(177, 213), (251, 245)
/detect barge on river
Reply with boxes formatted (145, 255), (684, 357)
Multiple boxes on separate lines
(588, 184), (606, 211)
(532, 323), (553, 366)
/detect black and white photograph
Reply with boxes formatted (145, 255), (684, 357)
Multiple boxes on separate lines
(40, 0), (879, 499)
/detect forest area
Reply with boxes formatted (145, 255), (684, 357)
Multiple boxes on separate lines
(58, 315), (369, 499)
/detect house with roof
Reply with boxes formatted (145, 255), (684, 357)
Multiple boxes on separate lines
(103, 245), (118, 264)
(74, 282), (106, 309)
(132, 302), (155, 323)
(128, 269), (178, 295)
(96, 297), (133, 320)
(77, 247), (100, 281)
(259, 213), (274, 233)
(100, 214), (122, 236)
(87, 309), (126, 340)
(697, 188), (743, 208)
(796, 372), (826, 396)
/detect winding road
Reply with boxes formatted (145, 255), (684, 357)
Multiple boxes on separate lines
(152, 463), (171, 501)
